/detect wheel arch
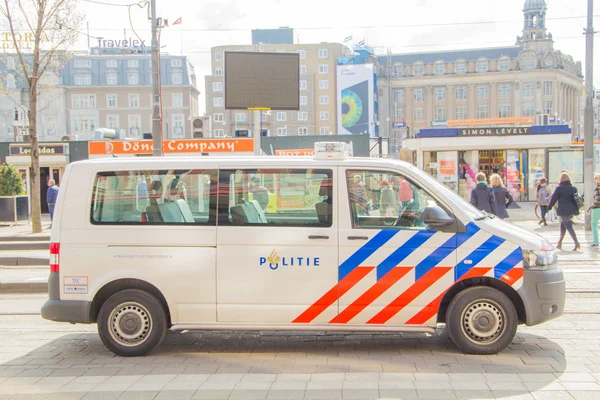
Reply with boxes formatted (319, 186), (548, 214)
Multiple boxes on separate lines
(437, 277), (526, 324)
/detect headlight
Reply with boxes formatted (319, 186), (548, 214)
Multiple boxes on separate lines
(523, 250), (558, 271)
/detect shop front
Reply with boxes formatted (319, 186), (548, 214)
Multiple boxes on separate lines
(404, 125), (577, 202)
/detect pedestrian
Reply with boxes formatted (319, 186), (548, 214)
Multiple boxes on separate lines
(548, 171), (580, 251)
(249, 176), (269, 211)
(589, 173), (600, 247)
(46, 179), (59, 226)
(535, 177), (552, 226)
(350, 174), (370, 215)
(490, 174), (513, 219)
(398, 175), (413, 209)
(379, 180), (397, 216)
(470, 172), (496, 215)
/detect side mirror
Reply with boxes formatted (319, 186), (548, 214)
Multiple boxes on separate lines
(423, 206), (454, 226)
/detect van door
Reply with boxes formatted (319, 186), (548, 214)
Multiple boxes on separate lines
(216, 167), (338, 324)
(330, 168), (464, 327)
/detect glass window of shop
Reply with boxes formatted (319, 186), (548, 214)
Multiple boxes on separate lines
(548, 148), (584, 194)
(424, 151), (458, 191)
(528, 149), (546, 201)
(458, 151), (479, 201)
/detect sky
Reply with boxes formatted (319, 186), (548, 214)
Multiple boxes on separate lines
(75, 0), (599, 114)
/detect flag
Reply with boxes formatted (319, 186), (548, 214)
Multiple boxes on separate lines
(173, 17), (182, 25)
(343, 35), (352, 43)
(358, 39), (365, 46)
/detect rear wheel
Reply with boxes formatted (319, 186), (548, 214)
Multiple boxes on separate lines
(446, 286), (517, 355)
(98, 289), (167, 357)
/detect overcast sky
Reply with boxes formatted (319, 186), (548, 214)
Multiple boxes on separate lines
(77, 0), (599, 114)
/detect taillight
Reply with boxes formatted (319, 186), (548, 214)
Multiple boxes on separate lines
(50, 243), (60, 273)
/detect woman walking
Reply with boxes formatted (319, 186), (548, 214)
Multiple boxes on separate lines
(548, 172), (580, 251)
(490, 174), (513, 219)
(379, 180), (397, 216)
(589, 173), (600, 247)
(470, 172), (496, 215)
(535, 177), (552, 225)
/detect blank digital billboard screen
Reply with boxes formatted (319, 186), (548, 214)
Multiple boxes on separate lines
(225, 51), (300, 110)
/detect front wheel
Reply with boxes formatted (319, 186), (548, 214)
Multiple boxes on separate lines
(98, 289), (167, 357)
(446, 287), (517, 355)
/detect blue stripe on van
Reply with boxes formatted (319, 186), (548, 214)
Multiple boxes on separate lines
(338, 230), (398, 281)
(494, 248), (523, 279)
(376, 231), (436, 281)
(455, 235), (505, 281)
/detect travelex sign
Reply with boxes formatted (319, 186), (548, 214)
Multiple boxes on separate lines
(88, 139), (255, 155)
(96, 38), (146, 48)
(260, 250), (320, 270)
(459, 126), (532, 137)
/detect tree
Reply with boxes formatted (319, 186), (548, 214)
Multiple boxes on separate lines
(0, 0), (81, 232)
(0, 163), (25, 196)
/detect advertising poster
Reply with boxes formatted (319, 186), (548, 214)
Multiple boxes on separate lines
(437, 151), (458, 190)
(337, 64), (374, 136)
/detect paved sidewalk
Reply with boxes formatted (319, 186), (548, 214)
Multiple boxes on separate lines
(0, 214), (51, 240)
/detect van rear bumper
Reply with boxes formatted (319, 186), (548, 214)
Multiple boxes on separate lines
(41, 300), (93, 324)
(517, 268), (566, 326)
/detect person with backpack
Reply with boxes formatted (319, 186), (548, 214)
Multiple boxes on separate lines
(535, 177), (552, 226)
(470, 172), (496, 215)
(548, 171), (580, 251)
(490, 174), (513, 219)
(589, 173), (600, 247)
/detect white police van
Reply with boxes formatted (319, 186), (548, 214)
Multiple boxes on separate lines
(42, 142), (565, 357)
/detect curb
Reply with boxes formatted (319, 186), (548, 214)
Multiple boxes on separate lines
(0, 282), (47, 294)
(0, 257), (48, 266)
(0, 236), (50, 242)
(0, 242), (49, 251)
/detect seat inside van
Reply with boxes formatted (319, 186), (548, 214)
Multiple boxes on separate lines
(229, 201), (268, 225)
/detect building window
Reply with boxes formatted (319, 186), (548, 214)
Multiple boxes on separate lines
(498, 103), (511, 118)
(298, 111), (308, 121)
(434, 87), (446, 101)
(476, 84), (489, 100)
(277, 112), (287, 121)
(319, 80), (329, 89)
(107, 94), (117, 108)
(6, 56), (15, 69)
(235, 112), (246, 122)
(277, 127), (287, 136)
(127, 59), (138, 68)
(213, 97), (224, 107)
(498, 58), (510, 72)
(455, 104), (467, 120)
(476, 59), (489, 73)
(172, 114), (185, 138)
(393, 64), (404, 77)
(319, 64), (328, 74)
(106, 72), (118, 85)
(455, 61), (466, 74)
(300, 65), (307, 74)
(215, 52), (221, 61)
(543, 100), (553, 115)
(215, 68), (222, 76)
(318, 49), (328, 58)
(106, 115), (119, 129)
(172, 93), (183, 108)
(413, 107), (424, 122)
(297, 50), (306, 59)
(393, 89), (405, 103)
(522, 102), (535, 116)
(455, 86), (467, 100)
(413, 88), (424, 102)
(434, 106), (446, 121)
(128, 114), (141, 136)
(320, 126), (330, 135)
(300, 96), (308, 106)
(129, 94), (139, 108)
(498, 83), (511, 99)
(320, 111), (329, 120)
(74, 59), (92, 68)
(298, 127), (308, 135)
(522, 82), (535, 97)
(72, 116), (96, 132)
(434, 61), (445, 75)
(171, 59), (183, 67)
(171, 71), (183, 84)
(413, 63), (424, 76)
(214, 113), (224, 123)
(127, 71), (139, 85)
(106, 59), (117, 68)
(544, 81), (553, 96)
(213, 82), (223, 91)
(300, 80), (307, 90)
(520, 58), (535, 70)
(213, 129), (225, 137)
(74, 74), (92, 85)
(476, 104), (489, 119)
(319, 95), (329, 105)
(395, 107), (405, 122)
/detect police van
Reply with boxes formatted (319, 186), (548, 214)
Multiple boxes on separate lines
(41, 142), (565, 357)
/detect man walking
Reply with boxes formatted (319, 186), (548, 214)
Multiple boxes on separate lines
(47, 179), (59, 226)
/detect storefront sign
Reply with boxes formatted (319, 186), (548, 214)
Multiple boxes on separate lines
(89, 139), (255, 155)
(430, 121), (448, 127)
(96, 38), (146, 48)
(1, 32), (50, 49)
(448, 116), (535, 127)
(275, 149), (314, 156)
(9, 144), (67, 156)
(459, 127), (532, 137)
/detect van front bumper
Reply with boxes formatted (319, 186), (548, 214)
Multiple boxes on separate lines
(41, 300), (93, 324)
(517, 268), (566, 326)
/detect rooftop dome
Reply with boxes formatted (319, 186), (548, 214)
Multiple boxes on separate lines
(524, 0), (546, 11)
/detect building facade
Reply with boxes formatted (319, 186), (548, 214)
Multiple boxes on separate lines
(205, 39), (352, 138)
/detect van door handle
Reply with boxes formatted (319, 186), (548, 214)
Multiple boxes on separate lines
(348, 236), (369, 240)
(308, 235), (329, 240)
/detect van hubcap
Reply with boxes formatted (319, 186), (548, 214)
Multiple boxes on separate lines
(461, 300), (505, 345)
(108, 302), (152, 347)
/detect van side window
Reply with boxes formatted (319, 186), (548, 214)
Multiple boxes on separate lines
(218, 169), (333, 227)
(91, 169), (216, 225)
(346, 170), (444, 230)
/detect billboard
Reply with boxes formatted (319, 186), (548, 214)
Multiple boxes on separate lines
(225, 51), (300, 110)
(337, 64), (375, 136)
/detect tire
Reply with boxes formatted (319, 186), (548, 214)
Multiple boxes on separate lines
(446, 286), (517, 355)
(97, 289), (167, 357)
